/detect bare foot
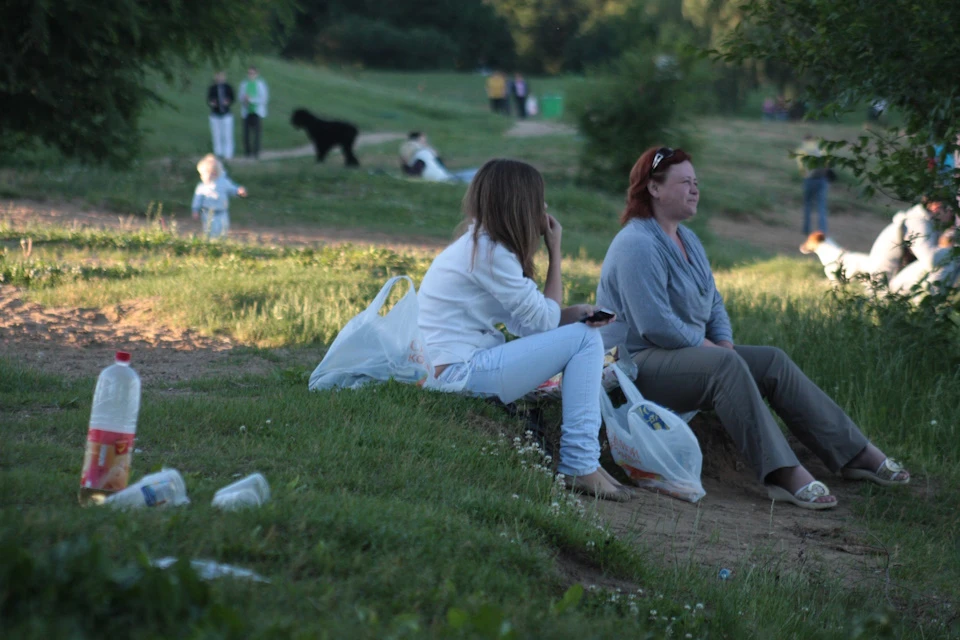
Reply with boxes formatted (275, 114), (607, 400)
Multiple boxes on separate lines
(568, 469), (632, 502)
(597, 467), (628, 490)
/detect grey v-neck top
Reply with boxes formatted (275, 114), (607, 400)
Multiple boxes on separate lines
(597, 217), (733, 353)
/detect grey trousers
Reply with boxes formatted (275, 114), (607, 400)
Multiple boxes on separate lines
(632, 345), (868, 483)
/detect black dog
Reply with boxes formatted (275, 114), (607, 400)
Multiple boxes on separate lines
(290, 108), (360, 166)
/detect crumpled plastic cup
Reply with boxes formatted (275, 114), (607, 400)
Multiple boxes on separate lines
(104, 468), (190, 509)
(212, 473), (270, 510)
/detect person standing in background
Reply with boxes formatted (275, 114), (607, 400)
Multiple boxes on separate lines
(485, 70), (508, 115)
(238, 66), (269, 159)
(511, 73), (529, 119)
(796, 134), (831, 236)
(207, 71), (235, 160)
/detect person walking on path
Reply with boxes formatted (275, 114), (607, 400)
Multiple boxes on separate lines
(511, 73), (529, 119)
(207, 71), (235, 160)
(238, 66), (269, 159)
(797, 134), (831, 236)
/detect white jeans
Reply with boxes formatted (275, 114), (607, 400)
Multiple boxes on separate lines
(437, 323), (605, 476)
(209, 114), (234, 159)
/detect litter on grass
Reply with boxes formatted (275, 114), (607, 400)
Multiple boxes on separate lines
(151, 557), (270, 583)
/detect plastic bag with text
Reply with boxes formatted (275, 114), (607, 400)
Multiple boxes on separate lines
(599, 363), (705, 503)
(308, 275), (431, 391)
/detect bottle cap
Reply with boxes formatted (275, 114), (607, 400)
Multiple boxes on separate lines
(115, 351), (131, 363)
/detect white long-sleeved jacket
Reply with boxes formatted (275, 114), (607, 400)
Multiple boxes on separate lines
(418, 227), (560, 368)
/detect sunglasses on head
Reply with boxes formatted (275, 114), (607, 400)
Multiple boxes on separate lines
(651, 147), (675, 174)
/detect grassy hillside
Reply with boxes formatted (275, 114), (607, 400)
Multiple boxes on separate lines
(1, 58), (957, 638)
(2, 227), (958, 638)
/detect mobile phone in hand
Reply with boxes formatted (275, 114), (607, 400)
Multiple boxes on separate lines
(581, 308), (615, 323)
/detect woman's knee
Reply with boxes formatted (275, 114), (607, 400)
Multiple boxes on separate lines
(711, 348), (756, 390)
(557, 321), (604, 353)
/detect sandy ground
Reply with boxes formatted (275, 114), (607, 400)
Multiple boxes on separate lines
(224, 120), (574, 164)
(710, 211), (890, 257)
(0, 199), (448, 254)
(230, 131), (407, 164)
(0, 120), (918, 583)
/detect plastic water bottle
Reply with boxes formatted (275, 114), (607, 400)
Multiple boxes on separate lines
(78, 351), (141, 506)
(212, 473), (271, 510)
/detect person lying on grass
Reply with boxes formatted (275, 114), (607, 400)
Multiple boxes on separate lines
(418, 158), (631, 502)
(595, 146), (910, 510)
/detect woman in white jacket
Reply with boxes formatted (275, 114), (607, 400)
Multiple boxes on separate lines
(418, 159), (630, 501)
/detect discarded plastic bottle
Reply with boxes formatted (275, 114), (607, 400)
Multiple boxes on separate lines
(104, 468), (189, 509)
(78, 351), (141, 506)
(212, 473), (271, 510)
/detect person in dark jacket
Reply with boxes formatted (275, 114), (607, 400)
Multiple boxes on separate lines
(511, 73), (529, 119)
(207, 71), (235, 160)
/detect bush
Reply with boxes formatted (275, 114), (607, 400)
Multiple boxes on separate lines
(568, 49), (698, 192)
(0, 535), (257, 639)
(320, 17), (459, 70)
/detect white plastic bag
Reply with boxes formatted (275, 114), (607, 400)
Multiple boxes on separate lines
(525, 95), (539, 116)
(599, 364), (706, 503)
(308, 275), (431, 391)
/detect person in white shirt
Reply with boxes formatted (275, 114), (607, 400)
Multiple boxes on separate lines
(417, 159), (630, 501)
(400, 132), (477, 183)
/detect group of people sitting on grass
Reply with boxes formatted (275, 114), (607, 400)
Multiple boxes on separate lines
(416, 148), (915, 510)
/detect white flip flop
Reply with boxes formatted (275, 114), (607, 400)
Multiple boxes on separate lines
(766, 480), (838, 510)
(842, 458), (910, 487)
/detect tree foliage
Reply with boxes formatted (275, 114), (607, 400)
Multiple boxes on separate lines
(0, 0), (288, 165)
(568, 49), (700, 191)
(720, 0), (960, 203)
(281, 1), (515, 70)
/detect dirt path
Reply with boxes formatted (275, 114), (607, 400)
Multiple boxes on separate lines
(225, 120), (573, 165)
(710, 211), (890, 256)
(0, 199), (448, 253)
(230, 131), (406, 164)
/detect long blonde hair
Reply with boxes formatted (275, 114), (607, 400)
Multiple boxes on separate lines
(462, 159), (546, 279)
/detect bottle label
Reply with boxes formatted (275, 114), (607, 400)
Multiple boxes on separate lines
(80, 429), (135, 492)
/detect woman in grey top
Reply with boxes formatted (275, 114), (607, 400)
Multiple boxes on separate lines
(596, 146), (910, 510)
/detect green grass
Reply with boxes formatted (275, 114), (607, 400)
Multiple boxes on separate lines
(2, 57), (958, 638)
(0, 56), (899, 260)
(2, 229), (959, 637)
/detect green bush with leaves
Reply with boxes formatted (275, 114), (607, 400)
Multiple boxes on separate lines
(568, 50), (699, 192)
(0, 535), (255, 639)
(0, 0), (292, 166)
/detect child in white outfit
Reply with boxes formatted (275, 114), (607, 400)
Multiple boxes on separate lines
(191, 154), (247, 240)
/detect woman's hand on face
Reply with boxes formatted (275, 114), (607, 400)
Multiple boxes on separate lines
(544, 213), (562, 255)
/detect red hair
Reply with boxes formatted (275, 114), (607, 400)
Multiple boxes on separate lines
(621, 146), (693, 225)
